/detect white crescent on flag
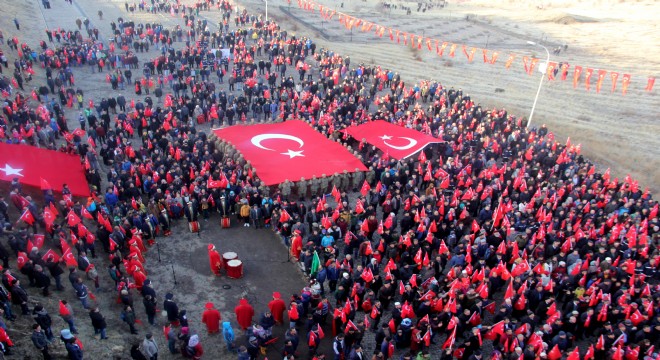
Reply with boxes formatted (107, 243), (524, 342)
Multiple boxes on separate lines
(380, 135), (418, 150)
(250, 133), (306, 158)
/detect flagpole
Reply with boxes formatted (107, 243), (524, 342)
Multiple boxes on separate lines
(526, 41), (550, 129)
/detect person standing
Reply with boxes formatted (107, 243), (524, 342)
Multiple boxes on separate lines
(163, 293), (179, 326)
(89, 307), (108, 339)
(10, 279), (29, 315)
(143, 294), (157, 326)
(13, 18), (19, 30)
(268, 292), (287, 325)
(121, 305), (138, 334)
(201, 302), (221, 334)
(31, 324), (52, 360)
(59, 300), (78, 334)
(207, 245), (222, 276)
(234, 298), (255, 331)
(222, 322), (235, 352)
(32, 305), (54, 341)
(73, 278), (90, 309)
(142, 333), (158, 360)
(61, 329), (83, 360)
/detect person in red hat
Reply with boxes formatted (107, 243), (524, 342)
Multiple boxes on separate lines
(268, 292), (287, 325)
(234, 298), (254, 331)
(207, 244), (222, 276)
(201, 302), (221, 334)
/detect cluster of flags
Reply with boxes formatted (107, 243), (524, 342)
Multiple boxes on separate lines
(292, 0), (656, 95)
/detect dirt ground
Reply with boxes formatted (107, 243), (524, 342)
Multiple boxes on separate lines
(0, 0), (658, 359)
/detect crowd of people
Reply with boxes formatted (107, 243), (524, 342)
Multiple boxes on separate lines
(0, 0), (658, 359)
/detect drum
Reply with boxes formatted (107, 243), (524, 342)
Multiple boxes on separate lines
(189, 221), (200, 233)
(222, 252), (237, 267)
(221, 216), (231, 228)
(226, 259), (243, 279)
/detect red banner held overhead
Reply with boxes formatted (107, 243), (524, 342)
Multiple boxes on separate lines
(213, 121), (367, 185)
(345, 120), (443, 160)
(0, 143), (89, 196)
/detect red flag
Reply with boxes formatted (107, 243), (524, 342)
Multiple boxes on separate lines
(0, 143), (89, 196)
(566, 347), (580, 360)
(81, 207), (93, 220)
(63, 249), (78, 267)
(67, 211), (81, 227)
(18, 209), (35, 225)
(31, 234), (45, 249)
(17, 252), (28, 269)
(504, 281), (514, 300)
(573, 66), (583, 88)
(344, 120), (443, 160)
(423, 330), (431, 347)
(621, 74), (631, 95)
(584, 345), (595, 360)
(409, 274), (418, 288)
(360, 180), (370, 196)
(547, 345), (562, 360)
(40, 178), (52, 191)
(646, 76), (655, 92)
(279, 209), (291, 223)
(42, 249), (61, 263)
(207, 177), (224, 189)
(441, 328), (456, 349)
(213, 121), (367, 185)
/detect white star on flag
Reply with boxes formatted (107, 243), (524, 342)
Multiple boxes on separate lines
(0, 164), (23, 177)
(281, 149), (305, 158)
(379, 135), (393, 140)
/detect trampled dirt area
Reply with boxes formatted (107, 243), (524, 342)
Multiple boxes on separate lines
(0, 0), (658, 359)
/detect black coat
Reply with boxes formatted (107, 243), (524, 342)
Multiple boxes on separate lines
(164, 299), (179, 321)
(89, 311), (107, 329)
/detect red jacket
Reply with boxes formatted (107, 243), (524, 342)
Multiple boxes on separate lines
(268, 298), (286, 324)
(234, 299), (254, 330)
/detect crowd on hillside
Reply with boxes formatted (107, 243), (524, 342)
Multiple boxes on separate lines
(0, 0), (658, 360)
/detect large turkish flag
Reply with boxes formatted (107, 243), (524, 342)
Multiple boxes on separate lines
(345, 120), (443, 160)
(0, 143), (90, 196)
(213, 121), (367, 185)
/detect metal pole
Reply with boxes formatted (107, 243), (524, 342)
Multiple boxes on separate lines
(265, 0), (268, 22)
(526, 41), (550, 129)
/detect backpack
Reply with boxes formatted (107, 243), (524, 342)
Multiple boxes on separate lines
(240, 204), (250, 217)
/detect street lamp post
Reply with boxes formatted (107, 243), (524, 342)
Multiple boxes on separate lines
(526, 41), (550, 129)
(265, 0), (268, 23)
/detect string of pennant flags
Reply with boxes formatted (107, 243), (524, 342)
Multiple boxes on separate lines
(290, 0), (656, 95)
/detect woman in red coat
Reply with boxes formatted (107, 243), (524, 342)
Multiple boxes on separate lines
(268, 292), (287, 325)
(201, 302), (221, 334)
(234, 298), (254, 330)
(208, 244), (222, 276)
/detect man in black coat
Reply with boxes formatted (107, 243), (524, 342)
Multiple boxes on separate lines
(89, 307), (108, 339)
(10, 279), (29, 314)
